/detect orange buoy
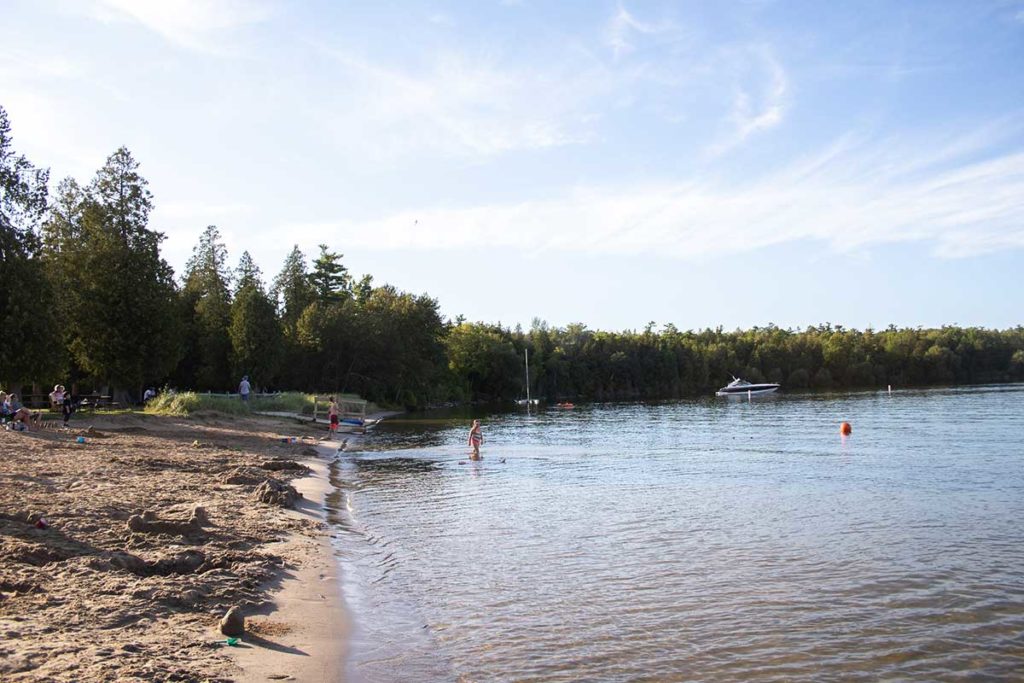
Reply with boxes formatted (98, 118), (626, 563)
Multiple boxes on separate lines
(840, 422), (852, 435)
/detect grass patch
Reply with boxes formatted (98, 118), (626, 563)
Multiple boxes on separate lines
(145, 392), (250, 417)
(144, 392), (370, 417)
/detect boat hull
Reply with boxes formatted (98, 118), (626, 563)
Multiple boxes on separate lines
(716, 386), (779, 397)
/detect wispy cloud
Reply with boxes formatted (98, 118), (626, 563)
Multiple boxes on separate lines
(708, 47), (788, 155)
(282, 122), (1024, 259)
(606, 3), (677, 60)
(89, 0), (271, 52)
(308, 44), (611, 158)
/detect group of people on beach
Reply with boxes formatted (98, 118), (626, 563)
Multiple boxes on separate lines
(0, 384), (77, 431)
(0, 392), (42, 430)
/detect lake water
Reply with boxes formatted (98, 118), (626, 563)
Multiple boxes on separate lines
(325, 384), (1024, 682)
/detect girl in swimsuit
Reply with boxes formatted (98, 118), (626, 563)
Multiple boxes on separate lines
(468, 419), (483, 460)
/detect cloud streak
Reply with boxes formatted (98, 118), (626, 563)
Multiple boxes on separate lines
(606, 3), (677, 60)
(708, 47), (788, 155)
(308, 44), (612, 158)
(283, 123), (1024, 259)
(90, 0), (271, 52)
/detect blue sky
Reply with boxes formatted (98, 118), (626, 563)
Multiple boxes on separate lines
(2, 0), (1023, 331)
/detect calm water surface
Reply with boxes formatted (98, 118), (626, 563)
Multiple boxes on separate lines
(325, 385), (1024, 682)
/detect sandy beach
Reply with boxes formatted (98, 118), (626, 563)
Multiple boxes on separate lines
(0, 412), (347, 682)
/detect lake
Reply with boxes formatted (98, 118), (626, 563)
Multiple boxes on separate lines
(325, 384), (1024, 682)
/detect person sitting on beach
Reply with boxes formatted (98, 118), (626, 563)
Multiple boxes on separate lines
(49, 384), (65, 409)
(468, 419), (483, 460)
(5, 394), (41, 431)
(328, 397), (339, 437)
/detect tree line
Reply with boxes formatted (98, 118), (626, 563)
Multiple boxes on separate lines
(2, 105), (1022, 408)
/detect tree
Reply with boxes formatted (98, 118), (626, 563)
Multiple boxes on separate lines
(308, 244), (351, 302)
(62, 148), (181, 394)
(0, 105), (60, 386)
(179, 225), (233, 390)
(272, 245), (313, 332)
(446, 322), (521, 400)
(229, 259), (282, 386)
(234, 250), (262, 293)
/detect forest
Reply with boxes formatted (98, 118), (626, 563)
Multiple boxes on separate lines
(2, 105), (1023, 408)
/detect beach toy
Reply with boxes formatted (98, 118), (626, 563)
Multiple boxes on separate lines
(839, 422), (852, 435)
(76, 436), (86, 444)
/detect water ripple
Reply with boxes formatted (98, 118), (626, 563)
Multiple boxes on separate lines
(330, 384), (1024, 682)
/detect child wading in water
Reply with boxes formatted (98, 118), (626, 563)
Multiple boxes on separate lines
(328, 397), (339, 438)
(468, 419), (483, 460)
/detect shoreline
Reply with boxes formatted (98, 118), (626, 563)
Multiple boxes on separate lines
(0, 411), (361, 682)
(230, 451), (348, 682)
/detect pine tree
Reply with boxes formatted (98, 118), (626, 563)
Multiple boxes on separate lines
(230, 276), (282, 386)
(40, 177), (88, 382)
(180, 225), (233, 390)
(272, 245), (313, 332)
(234, 250), (262, 293)
(308, 244), (351, 302)
(63, 147), (181, 393)
(0, 106), (60, 387)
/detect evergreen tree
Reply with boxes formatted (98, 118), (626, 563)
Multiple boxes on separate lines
(272, 245), (313, 332)
(308, 244), (351, 302)
(40, 177), (88, 382)
(234, 250), (262, 293)
(64, 147), (181, 393)
(179, 225), (233, 390)
(0, 105), (60, 386)
(230, 279), (282, 386)
(229, 249), (281, 384)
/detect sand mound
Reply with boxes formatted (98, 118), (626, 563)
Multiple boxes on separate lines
(0, 413), (322, 682)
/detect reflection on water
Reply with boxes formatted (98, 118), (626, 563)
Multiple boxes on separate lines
(329, 385), (1024, 682)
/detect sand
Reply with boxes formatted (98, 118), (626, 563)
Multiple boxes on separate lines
(0, 412), (348, 682)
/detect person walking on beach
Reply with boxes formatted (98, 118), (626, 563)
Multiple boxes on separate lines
(238, 376), (251, 402)
(328, 397), (339, 437)
(468, 419), (483, 460)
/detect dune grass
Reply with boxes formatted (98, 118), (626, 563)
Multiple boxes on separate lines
(143, 391), (374, 417)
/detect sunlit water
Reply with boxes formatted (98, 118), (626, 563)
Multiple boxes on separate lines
(324, 385), (1024, 682)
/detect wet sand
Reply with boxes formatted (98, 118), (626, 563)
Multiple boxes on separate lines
(0, 412), (347, 682)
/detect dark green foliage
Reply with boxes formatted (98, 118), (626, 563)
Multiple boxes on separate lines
(308, 244), (351, 302)
(447, 322), (1024, 402)
(178, 225), (233, 390)
(0, 106), (60, 385)
(272, 245), (313, 332)
(6, 105), (1022, 405)
(230, 280), (282, 385)
(234, 250), (262, 293)
(42, 148), (182, 392)
(55, 148), (181, 392)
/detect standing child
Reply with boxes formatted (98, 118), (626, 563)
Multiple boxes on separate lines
(328, 397), (339, 438)
(468, 419), (483, 460)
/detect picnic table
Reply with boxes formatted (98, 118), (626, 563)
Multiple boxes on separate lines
(77, 394), (119, 411)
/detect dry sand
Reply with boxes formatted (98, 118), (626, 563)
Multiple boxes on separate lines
(0, 412), (348, 682)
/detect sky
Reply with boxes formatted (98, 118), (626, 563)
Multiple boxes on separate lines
(2, 0), (1023, 332)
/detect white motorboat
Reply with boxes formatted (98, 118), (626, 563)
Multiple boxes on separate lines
(715, 377), (780, 397)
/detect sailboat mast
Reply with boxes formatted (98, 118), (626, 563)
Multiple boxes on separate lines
(525, 348), (531, 403)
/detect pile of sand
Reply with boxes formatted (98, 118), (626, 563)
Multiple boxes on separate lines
(0, 414), (327, 682)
